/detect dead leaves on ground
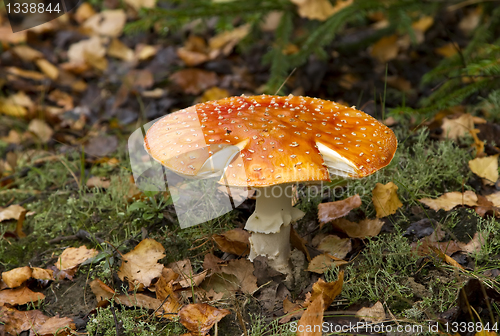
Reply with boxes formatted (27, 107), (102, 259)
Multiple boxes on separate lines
(0, 306), (75, 336)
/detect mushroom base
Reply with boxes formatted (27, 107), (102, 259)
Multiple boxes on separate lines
(245, 184), (305, 283)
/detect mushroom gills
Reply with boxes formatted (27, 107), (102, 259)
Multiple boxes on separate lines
(316, 141), (360, 178)
(197, 139), (249, 178)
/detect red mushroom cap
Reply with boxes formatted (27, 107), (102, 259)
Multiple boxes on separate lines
(144, 95), (397, 187)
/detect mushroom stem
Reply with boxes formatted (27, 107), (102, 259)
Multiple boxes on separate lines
(245, 184), (305, 280)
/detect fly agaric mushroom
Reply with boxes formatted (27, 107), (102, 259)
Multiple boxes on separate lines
(144, 95), (397, 280)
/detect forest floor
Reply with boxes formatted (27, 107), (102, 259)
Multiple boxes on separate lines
(0, 1), (500, 336)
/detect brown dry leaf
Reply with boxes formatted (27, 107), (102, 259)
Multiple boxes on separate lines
(212, 228), (250, 256)
(125, 0), (157, 10)
(291, 0), (353, 21)
(86, 176), (111, 188)
(419, 191), (478, 211)
(178, 35), (209, 67)
(317, 235), (351, 259)
(372, 182), (403, 218)
(200, 87), (230, 103)
(0, 306), (48, 335)
(0, 286), (45, 306)
(179, 303), (230, 336)
(56, 245), (99, 271)
(28, 119), (53, 143)
(469, 155), (499, 185)
(170, 69), (218, 95)
(67, 36), (107, 71)
(83, 10), (126, 37)
(203, 253), (223, 273)
(0, 204), (26, 222)
(209, 24), (251, 58)
(430, 246), (464, 270)
(74, 2), (96, 23)
(355, 301), (386, 323)
(441, 113), (474, 139)
(169, 259), (207, 288)
(0, 92), (33, 117)
(307, 253), (347, 274)
(370, 34), (399, 63)
(31, 268), (54, 281)
(118, 238), (165, 288)
(435, 42), (459, 58)
(154, 272), (182, 318)
(317, 194), (361, 226)
(330, 218), (384, 238)
(107, 38), (134, 62)
(1, 266), (32, 288)
(6, 66), (46, 81)
(459, 7), (481, 35)
(116, 293), (164, 310)
(386, 76), (412, 92)
(305, 271), (344, 311)
(220, 258), (258, 294)
(36, 315), (75, 335)
(280, 297), (304, 323)
(486, 192), (500, 207)
(12, 45), (44, 62)
(89, 279), (115, 302)
(470, 129), (485, 157)
(290, 227), (311, 261)
(458, 232), (486, 254)
(135, 44), (158, 61)
(48, 90), (74, 110)
(35, 59), (59, 80)
(2, 130), (22, 144)
(297, 296), (324, 336)
(0, 26), (27, 44)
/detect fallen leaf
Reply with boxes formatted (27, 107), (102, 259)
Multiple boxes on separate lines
(318, 194), (361, 226)
(307, 253), (347, 274)
(0, 286), (45, 306)
(0, 205), (26, 222)
(6, 66), (46, 81)
(83, 10), (127, 37)
(203, 253), (223, 273)
(370, 34), (399, 63)
(170, 69), (218, 95)
(220, 258), (258, 294)
(297, 296), (324, 336)
(0, 26), (27, 44)
(28, 119), (54, 143)
(385, 76), (412, 92)
(155, 271), (182, 318)
(457, 232), (486, 254)
(169, 259), (207, 288)
(31, 268), (54, 281)
(486, 192), (500, 207)
(469, 155), (499, 185)
(470, 129), (485, 157)
(372, 182), (403, 217)
(0, 92), (33, 117)
(35, 315), (75, 335)
(1, 266), (31, 288)
(35, 59), (59, 80)
(48, 89), (74, 110)
(305, 271), (344, 311)
(125, 0), (157, 10)
(56, 246), (99, 271)
(430, 246), (464, 270)
(435, 42), (459, 58)
(280, 297), (304, 323)
(89, 279), (115, 302)
(11, 45), (44, 62)
(419, 191), (478, 211)
(317, 235), (351, 259)
(66, 36), (107, 71)
(290, 227), (311, 261)
(209, 24), (251, 58)
(330, 218), (384, 238)
(355, 301), (386, 323)
(178, 35), (209, 67)
(459, 7), (481, 35)
(179, 303), (231, 336)
(86, 176), (111, 188)
(0, 306), (47, 335)
(291, 0), (353, 21)
(74, 2), (96, 23)
(107, 38), (134, 62)
(441, 113), (474, 139)
(118, 238), (165, 288)
(200, 87), (230, 103)
(212, 228), (250, 256)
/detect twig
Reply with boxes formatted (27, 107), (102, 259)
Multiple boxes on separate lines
(109, 304), (123, 336)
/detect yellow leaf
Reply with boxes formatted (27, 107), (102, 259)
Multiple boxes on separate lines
(468, 155), (499, 185)
(35, 59), (59, 80)
(291, 0), (353, 21)
(331, 218), (384, 238)
(435, 42), (459, 58)
(419, 191), (478, 211)
(355, 301), (386, 323)
(441, 113), (474, 139)
(372, 182), (403, 218)
(370, 34), (399, 63)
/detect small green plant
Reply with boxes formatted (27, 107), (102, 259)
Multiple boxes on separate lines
(248, 313), (295, 336)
